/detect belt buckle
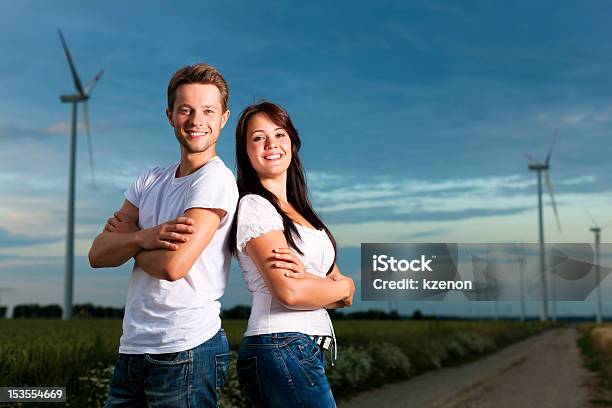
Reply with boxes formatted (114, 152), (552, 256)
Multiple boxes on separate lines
(310, 335), (332, 351)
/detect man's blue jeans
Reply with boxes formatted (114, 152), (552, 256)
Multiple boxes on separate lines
(237, 332), (336, 408)
(104, 328), (230, 407)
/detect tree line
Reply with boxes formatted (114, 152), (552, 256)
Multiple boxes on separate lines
(7, 303), (124, 318)
(3, 304), (427, 320)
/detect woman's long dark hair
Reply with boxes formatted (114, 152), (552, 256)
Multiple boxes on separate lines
(229, 101), (337, 274)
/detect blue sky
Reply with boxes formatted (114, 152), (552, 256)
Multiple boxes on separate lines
(1, 0), (612, 317)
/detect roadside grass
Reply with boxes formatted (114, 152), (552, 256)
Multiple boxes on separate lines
(577, 324), (612, 406)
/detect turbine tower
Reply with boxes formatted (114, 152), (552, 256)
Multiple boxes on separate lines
(58, 29), (103, 320)
(0, 288), (15, 318)
(585, 209), (612, 324)
(592, 226), (602, 323)
(525, 134), (562, 322)
(512, 245), (526, 322)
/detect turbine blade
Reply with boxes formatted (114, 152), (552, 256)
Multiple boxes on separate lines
(544, 170), (562, 233)
(524, 153), (539, 163)
(545, 130), (558, 165)
(58, 29), (85, 95)
(86, 69), (104, 95)
(583, 206), (599, 228)
(602, 219), (612, 230)
(83, 101), (96, 188)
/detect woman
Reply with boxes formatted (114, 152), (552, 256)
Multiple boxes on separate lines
(230, 101), (355, 407)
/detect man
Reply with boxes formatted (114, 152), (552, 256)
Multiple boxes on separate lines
(89, 63), (238, 407)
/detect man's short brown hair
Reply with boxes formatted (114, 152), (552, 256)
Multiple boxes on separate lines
(167, 63), (229, 112)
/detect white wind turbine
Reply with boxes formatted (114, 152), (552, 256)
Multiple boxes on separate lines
(584, 209), (612, 324)
(58, 29), (103, 320)
(525, 133), (562, 322)
(0, 287), (15, 318)
(512, 245), (527, 322)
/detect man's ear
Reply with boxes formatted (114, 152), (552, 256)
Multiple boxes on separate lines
(220, 109), (230, 129)
(166, 108), (174, 127)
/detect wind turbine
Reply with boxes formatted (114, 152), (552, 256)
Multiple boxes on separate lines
(512, 245), (526, 322)
(525, 133), (562, 322)
(58, 29), (103, 320)
(584, 209), (612, 323)
(0, 288), (15, 318)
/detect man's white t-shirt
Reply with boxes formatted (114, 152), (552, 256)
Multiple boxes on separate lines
(119, 156), (238, 354)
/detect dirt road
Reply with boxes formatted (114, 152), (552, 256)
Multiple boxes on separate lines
(341, 328), (595, 408)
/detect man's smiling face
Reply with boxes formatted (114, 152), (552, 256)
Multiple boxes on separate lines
(166, 83), (229, 155)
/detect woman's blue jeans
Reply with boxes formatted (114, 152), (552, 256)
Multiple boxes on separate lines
(104, 327), (231, 407)
(237, 332), (336, 408)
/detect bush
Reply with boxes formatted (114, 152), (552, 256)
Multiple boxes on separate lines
(327, 345), (374, 393)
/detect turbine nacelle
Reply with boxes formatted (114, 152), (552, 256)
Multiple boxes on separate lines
(60, 94), (89, 103)
(528, 163), (549, 171)
(525, 133), (561, 233)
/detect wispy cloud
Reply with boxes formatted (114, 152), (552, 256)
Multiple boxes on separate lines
(311, 172), (596, 215)
(44, 121), (73, 134)
(43, 120), (112, 135)
(536, 106), (612, 127)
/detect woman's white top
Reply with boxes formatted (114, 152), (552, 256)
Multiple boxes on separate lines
(236, 194), (335, 338)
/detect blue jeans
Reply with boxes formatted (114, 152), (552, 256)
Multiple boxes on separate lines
(237, 332), (336, 408)
(104, 328), (230, 408)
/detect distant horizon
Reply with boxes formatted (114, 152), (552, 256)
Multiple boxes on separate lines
(1, 300), (609, 322)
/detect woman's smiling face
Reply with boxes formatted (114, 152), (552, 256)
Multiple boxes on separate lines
(246, 113), (292, 179)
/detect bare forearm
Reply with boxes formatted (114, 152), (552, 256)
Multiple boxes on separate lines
(282, 277), (350, 309)
(135, 249), (175, 280)
(89, 232), (141, 268)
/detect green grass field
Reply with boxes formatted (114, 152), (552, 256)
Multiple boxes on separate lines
(0, 319), (552, 407)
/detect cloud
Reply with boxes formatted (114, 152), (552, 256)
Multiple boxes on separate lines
(323, 206), (532, 224)
(0, 238), (93, 262)
(0, 227), (59, 248)
(0, 257), (63, 271)
(44, 121), (73, 134)
(0, 125), (52, 140)
(304, 170), (609, 246)
(536, 106), (612, 127)
(558, 175), (596, 186)
(311, 172), (596, 216)
(43, 120), (111, 135)
(0, 197), (66, 238)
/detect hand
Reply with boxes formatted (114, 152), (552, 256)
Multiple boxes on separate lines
(333, 275), (355, 307)
(137, 216), (196, 251)
(105, 211), (139, 233)
(272, 247), (307, 278)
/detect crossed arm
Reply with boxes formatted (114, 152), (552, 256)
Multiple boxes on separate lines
(88, 200), (143, 268)
(88, 199), (223, 282)
(245, 230), (356, 310)
(89, 200), (356, 308)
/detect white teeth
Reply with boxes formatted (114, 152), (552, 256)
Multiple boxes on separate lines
(188, 131), (206, 136)
(264, 154), (281, 160)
